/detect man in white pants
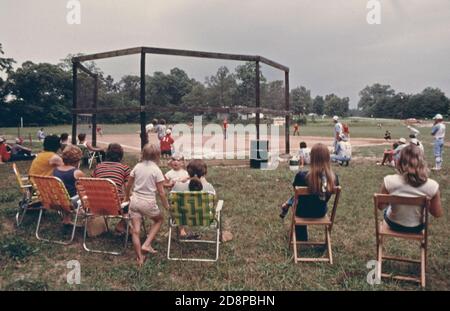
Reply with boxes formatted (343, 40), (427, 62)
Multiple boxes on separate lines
(332, 116), (343, 154)
(431, 114), (446, 171)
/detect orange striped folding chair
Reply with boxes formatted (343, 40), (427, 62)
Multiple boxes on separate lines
(289, 186), (341, 264)
(374, 194), (430, 287)
(30, 175), (83, 245)
(76, 177), (130, 255)
(12, 163), (42, 226)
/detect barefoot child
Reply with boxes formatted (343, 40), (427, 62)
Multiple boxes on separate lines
(124, 143), (170, 266)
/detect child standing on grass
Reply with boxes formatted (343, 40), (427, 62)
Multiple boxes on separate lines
(124, 143), (170, 266)
(160, 129), (174, 158)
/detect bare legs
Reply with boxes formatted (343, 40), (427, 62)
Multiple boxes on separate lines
(131, 214), (163, 266)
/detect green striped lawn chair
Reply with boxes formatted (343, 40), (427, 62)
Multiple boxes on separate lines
(167, 191), (224, 262)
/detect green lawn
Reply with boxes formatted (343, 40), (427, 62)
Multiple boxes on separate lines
(0, 121), (448, 291)
(0, 117), (419, 140)
(1, 160), (448, 291)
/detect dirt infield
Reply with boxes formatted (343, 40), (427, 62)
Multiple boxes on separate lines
(96, 132), (390, 155)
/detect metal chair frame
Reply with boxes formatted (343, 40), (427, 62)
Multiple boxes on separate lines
(12, 163), (42, 226)
(167, 192), (223, 262)
(30, 175), (84, 245)
(76, 177), (130, 255)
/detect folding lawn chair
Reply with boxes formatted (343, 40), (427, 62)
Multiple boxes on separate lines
(76, 177), (130, 255)
(77, 144), (102, 170)
(289, 186), (341, 264)
(373, 194), (430, 287)
(167, 191), (223, 262)
(30, 175), (84, 245)
(12, 163), (42, 226)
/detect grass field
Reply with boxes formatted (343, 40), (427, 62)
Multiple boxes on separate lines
(0, 120), (448, 291)
(0, 117), (416, 140)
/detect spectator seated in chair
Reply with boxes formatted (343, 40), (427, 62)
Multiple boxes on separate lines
(10, 138), (36, 161)
(378, 144), (443, 233)
(0, 136), (12, 164)
(77, 133), (105, 167)
(92, 143), (131, 233)
(52, 145), (86, 225)
(172, 159), (215, 239)
(29, 135), (63, 176)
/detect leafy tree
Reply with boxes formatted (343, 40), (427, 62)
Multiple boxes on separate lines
(0, 43), (15, 74)
(261, 80), (284, 110)
(2, 61), (72, 126)
(291, 86), (312, 116)
(358, 83), (395, 116)
(0, 43), (16, 119)
(324, 94), (349, 117)
(312, 95), (325, 115)
(406, 88), (449, 119)
(235, 62), (266, 107)
(118, 75), (140, 102)
(205, 66), (237, 108)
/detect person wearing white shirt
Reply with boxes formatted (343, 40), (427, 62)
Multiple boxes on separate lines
(431, 114), (446, 171)
(298, 141), (311, 167)
(331, 134), (352, 166)
(164, 153), (189, 188)
(379, 144), (443, 233)
(332, 116), (343, 154)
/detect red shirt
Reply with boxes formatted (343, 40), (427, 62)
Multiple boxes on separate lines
(0, 143), (11, 162)
(223, 120), (228, 129)
(160, 135), (174, 151)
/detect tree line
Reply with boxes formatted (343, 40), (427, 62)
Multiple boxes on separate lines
(0, 43), (448, 127)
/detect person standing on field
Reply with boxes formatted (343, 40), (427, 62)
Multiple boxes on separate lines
(431, 114), (446, 171)
(293, 123), (300, 136)
(332, 116), (343, 154)
(223, 118), (228, 140)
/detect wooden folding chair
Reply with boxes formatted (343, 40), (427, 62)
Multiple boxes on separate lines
(30, 175), (84, 245)
(373, 194), (430, 287)
(76, 177), (130, 255)
(12, 163), (42, 226)
(289, 186), (341, 264)
(167, 191), (223, 262)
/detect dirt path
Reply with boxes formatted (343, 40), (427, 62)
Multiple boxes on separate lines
(96, 133), (390, 154)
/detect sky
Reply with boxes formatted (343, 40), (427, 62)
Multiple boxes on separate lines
(1, 0), (449, 107)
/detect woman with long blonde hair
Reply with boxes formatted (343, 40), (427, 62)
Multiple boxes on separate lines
(291, 143), (339, 241)
(379, 144), (443, 233)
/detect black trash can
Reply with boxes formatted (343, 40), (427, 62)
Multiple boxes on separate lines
(250, 140), (269, 169)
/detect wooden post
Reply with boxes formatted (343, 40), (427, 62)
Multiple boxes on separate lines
(285, 70), (290, 154)
(255, 61), (260, 141)
(140, 52), (147, 149)
(92, 75), (98, 147)
(72, 62), (78, 145)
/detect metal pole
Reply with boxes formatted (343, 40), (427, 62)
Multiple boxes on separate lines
(72, 62), (78, 145)
(140, 52), (147, 149)
(92, 75), (98, 147)
(284, 70), (290, 154)
(255, 61), (260, 141)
